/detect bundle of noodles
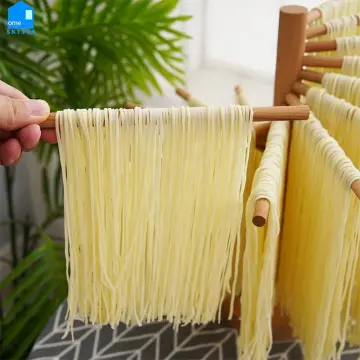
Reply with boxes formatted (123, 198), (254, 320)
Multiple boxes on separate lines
(239, 121), (289, 359)
(276, 111), (360, 359)
(306, 87), (360, 345)
(321, 72), (360, 106)
(311, 0), (360, 25)
(178, 89), (261, 297)
(56, 105), (254, 337)
(229, 86), (263, 297)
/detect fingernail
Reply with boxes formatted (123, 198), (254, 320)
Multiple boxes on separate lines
(24, 100), (50, 117)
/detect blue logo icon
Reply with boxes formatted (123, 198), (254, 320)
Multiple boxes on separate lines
(5, 1), (36, 35)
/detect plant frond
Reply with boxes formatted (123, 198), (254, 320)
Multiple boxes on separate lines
(0, 235), (66, 360)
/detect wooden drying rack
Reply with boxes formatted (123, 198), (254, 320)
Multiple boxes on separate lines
(222, 4), (360, 340)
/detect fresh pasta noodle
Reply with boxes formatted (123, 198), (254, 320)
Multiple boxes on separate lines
(313, 0), (360, 22)
(187, 95), (206, 107)
(336, 35), (360, 55)
(314, 55), (360, 76)
(321, 72), (360, 106)
(306, 88), (360, 347)
(324, 13), (360, 37)
(276, 113), (360, 359)
(341, 55), (360, 76)
(232, 127), (258, 296)
(235, 86), (250, 106)
(230, 88), (264, 298)
(239, 121), (289, 359)
(56, 105), (254, 337)
(234, 86), (263, 166)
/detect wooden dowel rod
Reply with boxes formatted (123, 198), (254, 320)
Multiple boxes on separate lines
(308, 8), (321, 23)
(303, 55), (343, 68)
(124, 103), (137, 109)
(253, 123), (270, 150)
(306, 24), (327, 39)
(351, 179), (360, 200)
(285, 92), (302, 106)
(286, 91), (360, 200)
(298, 69), (324, 83)
(175, 88), (190, 101)
(252, 198), (270, 227)
(305, 39), (337, 53)
(40, 106), (310, 129)
(292, 81), (310, 96)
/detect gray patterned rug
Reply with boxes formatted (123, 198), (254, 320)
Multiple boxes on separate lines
(29, 302), (360, 360)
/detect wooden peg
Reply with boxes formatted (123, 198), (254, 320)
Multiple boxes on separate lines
(285, 92), (302, 106)
(175, 88), (191, 101)
(305, 39), (337, 53)
(292, 81), (310, 96)
(306, 24), (327, 39)
(252, 198), (270, 227)
(298, 69), (324, 84)
(303, 55), (343, 68)
(308, 8), (322, 23)
(124, 103), (137, 109)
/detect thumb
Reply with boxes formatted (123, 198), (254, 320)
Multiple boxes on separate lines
(0, 95), (50, 131)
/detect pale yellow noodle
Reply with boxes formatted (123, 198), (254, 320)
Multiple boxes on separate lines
(277, 113), (360, 359)
(239, 121), (289, 359)
(56, 105), (253, 338)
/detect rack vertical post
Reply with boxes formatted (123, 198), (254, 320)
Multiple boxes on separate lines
(272, 4), (308, 340)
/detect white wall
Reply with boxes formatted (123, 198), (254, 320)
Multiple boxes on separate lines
(205, 0), (282, 78)
(180, 0), (206, 74)
(205, 0), (321, 80)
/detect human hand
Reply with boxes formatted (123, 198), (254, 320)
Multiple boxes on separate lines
(0, 80), (57, 166)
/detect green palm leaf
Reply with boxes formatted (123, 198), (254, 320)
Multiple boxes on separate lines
(0, 234), (66, 360)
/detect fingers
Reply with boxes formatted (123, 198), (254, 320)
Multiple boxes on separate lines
(41, 129), (57, 144)
(0, 125), (44, 165)
(0, 81), (52, 166)
(0, 138), (22, 166)
(0, 80), (28, 100)
(16, 124), (41, 151)
(0, 95), (50, 131)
